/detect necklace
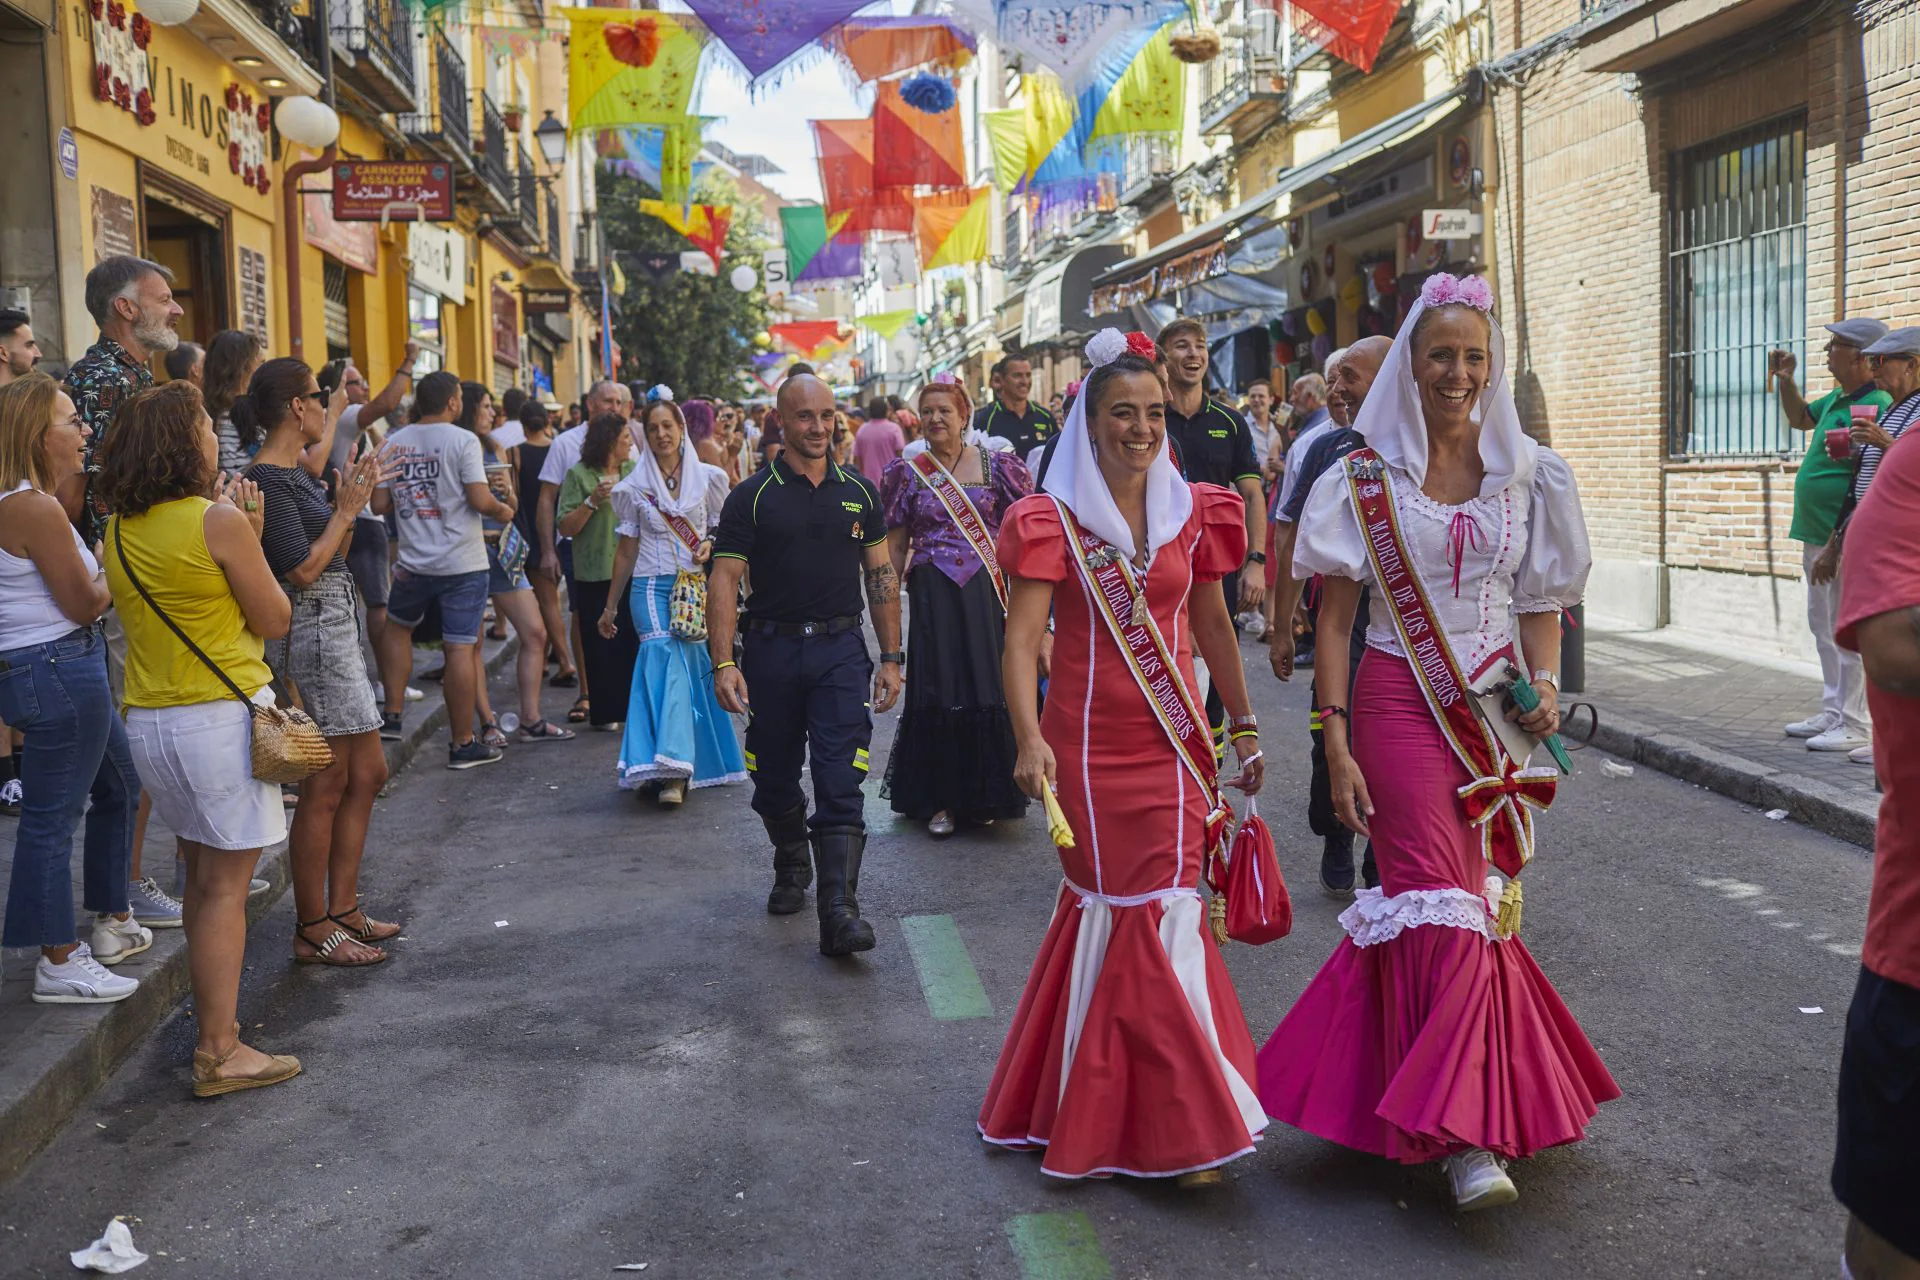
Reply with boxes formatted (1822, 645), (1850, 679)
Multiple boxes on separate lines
(662, 457), (683, 492)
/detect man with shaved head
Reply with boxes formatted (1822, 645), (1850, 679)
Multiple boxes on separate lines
(1267, 333), (1390, 895)
(537, 379), (634, 710)
(709, 373), (903, 958)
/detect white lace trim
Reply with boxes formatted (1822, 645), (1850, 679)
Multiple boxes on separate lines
(1337, 885), (1498, 948)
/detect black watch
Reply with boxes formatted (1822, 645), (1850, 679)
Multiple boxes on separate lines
(1246, 550), (1267, 564)
(879, 651), (905, 665)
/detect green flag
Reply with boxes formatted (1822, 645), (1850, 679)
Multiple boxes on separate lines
(779, 206), (849, 284)
(853, 310), (917, 341)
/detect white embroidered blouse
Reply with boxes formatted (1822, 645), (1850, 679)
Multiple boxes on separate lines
(1290, 447), (1591, 677)
(609, 463), (730, 580)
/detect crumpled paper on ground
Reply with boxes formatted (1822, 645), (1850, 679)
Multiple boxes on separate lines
(71, 1218), (148, 1273)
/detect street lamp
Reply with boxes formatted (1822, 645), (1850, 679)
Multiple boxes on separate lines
(534, 111), (567, 169)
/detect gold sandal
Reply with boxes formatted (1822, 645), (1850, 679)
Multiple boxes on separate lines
(192, 1042), (302, 1098)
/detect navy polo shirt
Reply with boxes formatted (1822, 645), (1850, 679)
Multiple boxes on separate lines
(1165, 397), (1259, 490)
(972, 400), (1057, 459)
(713, 456), (886, 624)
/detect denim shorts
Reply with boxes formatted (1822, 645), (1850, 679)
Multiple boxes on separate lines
(125, 694), (287, 852)
(387, 567), (490, 646)
(267, 569), (382, 737)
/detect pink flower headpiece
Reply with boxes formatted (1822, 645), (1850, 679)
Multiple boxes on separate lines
(931, 371), (961, 385)
(1418, 272), (1494, 312)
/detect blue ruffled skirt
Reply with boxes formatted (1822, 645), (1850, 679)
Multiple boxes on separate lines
(617, 574), (747, 790)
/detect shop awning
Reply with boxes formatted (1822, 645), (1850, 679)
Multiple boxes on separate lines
(1021, 243), (1133, 346)
(1262, 84), (1470, 198)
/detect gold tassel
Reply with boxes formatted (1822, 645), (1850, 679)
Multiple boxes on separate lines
(1041, 785), (1076, 849)
(1495, 877), (1524, 939)
(1209, 893), (1230, 946)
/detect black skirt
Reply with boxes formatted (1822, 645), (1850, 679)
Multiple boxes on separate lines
(883, 564), (1028, 822)
(568, 576), (638, 727)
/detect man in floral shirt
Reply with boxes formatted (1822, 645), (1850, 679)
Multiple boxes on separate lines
(64, 255), (182, 542)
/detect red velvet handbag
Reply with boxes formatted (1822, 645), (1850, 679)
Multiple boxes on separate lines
(1210, 800), (1292, 945)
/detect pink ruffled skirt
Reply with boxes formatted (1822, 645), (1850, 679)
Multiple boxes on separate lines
(1255, 651), (1620, 1163)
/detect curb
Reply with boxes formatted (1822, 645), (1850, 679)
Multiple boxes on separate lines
(0, 636), (520, 1183)
(1588, 711), (1877, 851)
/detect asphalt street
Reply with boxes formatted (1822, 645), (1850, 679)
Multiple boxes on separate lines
(0, 634), (1869, 1279)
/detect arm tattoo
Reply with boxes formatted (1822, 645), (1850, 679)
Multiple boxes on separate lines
(865, 563), (900, 606)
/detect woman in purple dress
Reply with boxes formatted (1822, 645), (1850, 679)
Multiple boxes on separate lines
(880, 379), (1033, 837)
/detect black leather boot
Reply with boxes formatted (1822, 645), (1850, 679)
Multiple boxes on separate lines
(762, 805), (812, 915)
(811, 827), (875, 956)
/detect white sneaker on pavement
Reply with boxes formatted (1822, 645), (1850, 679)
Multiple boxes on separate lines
(34, 943), (140, 1003)
(1785, 710), (1841, 739)
(1807, 726), (1870, 753)
(128, 876), (184, 928)
(1444, 1148), (1518, 1211)
(1850, 744), (1874, 766)
(90, 913), (154, 965)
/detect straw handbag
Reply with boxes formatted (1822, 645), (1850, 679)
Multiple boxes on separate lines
(112, 522), (334, 784)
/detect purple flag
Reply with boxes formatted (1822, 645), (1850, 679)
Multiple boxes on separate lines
(796, 235), (863, 283)
(683, 0), (872, 80)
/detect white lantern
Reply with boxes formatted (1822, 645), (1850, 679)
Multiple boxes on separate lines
(274, 95), (340, 149)
(139, 0), (200, 25)
(729, 264), (757, 293)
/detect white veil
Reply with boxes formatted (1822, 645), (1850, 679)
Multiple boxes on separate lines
(1039, 329), (1193, 561)
(1351, 276), (1538, 496)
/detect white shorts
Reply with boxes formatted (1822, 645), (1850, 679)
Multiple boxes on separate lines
(125, 697), (288, 852)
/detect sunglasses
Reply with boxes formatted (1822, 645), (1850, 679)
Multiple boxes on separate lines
(299, 388), (331, 408)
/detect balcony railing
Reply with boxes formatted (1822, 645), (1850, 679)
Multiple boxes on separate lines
(476, 92), (512, 207)
(1119, 134), (1177, 204)
(516, 145), (540, 242)
(1199, 43), (1286, 137)
(331, 0), (416, 111)
(399, 25), (470, 161)
(546, 189), (562, 263)
(249, 0), (326, 76)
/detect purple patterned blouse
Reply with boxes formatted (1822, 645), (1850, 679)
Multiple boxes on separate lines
(881, 447), (1034, 587)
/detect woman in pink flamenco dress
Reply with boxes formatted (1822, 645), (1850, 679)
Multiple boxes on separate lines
(978, 332), (1269, 1183)
(1257, 275), (1620, 1210)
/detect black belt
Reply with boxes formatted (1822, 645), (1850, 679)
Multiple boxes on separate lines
(744, 615), (862, 638)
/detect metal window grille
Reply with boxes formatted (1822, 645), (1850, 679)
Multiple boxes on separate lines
(1666, 114), (1807, 459)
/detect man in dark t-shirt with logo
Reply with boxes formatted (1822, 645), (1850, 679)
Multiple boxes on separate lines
(972, 354), (1056, 459)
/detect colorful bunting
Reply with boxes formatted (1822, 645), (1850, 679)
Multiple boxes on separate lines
(632, 251), (680, 283)
(819, 16), (976, 82)
(770, 320), (846, 358)
(952, 0), (1185, 88)
(562, 9), (705, 133)
(853, 310), (917, 340)
(797, 235), (863, 283)
(873, 78), (968, 190)
(911, 187), (992, 270)
(779, 205), (852, 282)
(1089, 23), (1185, 145)
(1283, 0), (1403, 73)
(983, 109), (1028, 193)
(681, 0), (870, 82)
(638, 200), (733, 270)
(813, 119), (915, 235)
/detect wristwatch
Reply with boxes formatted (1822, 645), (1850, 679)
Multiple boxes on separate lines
(879, 651), (905, 665)
(1531, 668), (1559, 690)
(1246, 550), (1267, 564)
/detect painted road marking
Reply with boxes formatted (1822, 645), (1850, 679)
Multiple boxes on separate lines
(1006, 1212), (1111, 1280)
(900, 914), (992, 1020)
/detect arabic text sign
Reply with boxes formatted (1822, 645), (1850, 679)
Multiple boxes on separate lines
(332, 161), (455, 222)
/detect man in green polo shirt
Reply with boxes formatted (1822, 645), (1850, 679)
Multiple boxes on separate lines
(1770, 317), (1888, 752)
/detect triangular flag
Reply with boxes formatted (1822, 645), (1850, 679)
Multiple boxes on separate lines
(779, 205), (851, 283)
(1022, 73), (1078, 186)
(873, 78), (967, 190)
(983, 109), (1028, 193)
(769, 320), (845, 358)
(813, 118), (914, 235)
(1291, 0), (1402, 72)
(911, 187), (992, 270)
(562, 9), (705, 132)
(853, 310), (917, 341)
(638, 200), (732, 270)
(682, 0), (869, 81)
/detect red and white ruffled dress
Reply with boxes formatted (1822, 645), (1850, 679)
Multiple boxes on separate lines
(977, 485), (1268, 1179)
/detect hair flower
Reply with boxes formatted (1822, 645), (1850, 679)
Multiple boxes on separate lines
(1124, 331), (1158, 360)
(931, 371), (960, 386)
(1084, 328), (1128, 368)
(647, 384), (674, 403)
(1419, 272), (1494, 313)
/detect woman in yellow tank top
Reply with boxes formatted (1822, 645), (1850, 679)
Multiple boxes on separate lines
(98, 381), (301, 1098)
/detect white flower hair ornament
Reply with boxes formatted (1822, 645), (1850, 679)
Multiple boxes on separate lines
(647, 383), (675, 404)
(1418, 272), (1494, 312)
(1083, 328), (1129, 368)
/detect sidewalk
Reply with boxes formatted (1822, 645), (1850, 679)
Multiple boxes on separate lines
(1578, 625), (1880, 850)
(0, 634), (520, 1181)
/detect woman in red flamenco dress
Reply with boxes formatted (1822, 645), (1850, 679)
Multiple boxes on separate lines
(977, 333), (1268, 1182)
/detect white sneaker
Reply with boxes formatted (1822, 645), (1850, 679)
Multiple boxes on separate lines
(34, 943), (140, 1003)
(372, 684), (425, 703)
(128, 876), (184, 928)
(1444, 1149), (1518, 1211)
(0, 776), (20, 809)
(406, 685), (425, 702)
(1807, 726), (1870, 752)
(1785, 710), (1841, 739)
(90, 913), (154, 965)
(1850, 744), (1874, 766)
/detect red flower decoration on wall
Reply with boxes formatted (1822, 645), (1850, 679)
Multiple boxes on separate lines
(88, 0), (102, 19)
(112, 78), (131, 110)
(256, 171), (270, 195)
(239, 92), (251, 115)
(225, 83), (240, 111)
(229, 142), (241, 173)
(94, 62), (112, 101)
(134, 87), (155, 125)
(130, 13), (150, 47)
(105, 1), (124, 28)
(257, 104), (270, 132)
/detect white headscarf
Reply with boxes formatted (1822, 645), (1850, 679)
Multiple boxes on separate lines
(1039, 328), (1193, 562)
(1353, 273), (1537, 496)
(617, 409), (701, 518)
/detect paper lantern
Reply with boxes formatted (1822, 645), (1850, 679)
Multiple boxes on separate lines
(1304, 308), (1327, 337)
(139, 0), (199, 24)
(898, 72), (956, 114)
(1340, 274), (1365, 312)
(274, 95), (339, 148)
(729, 264), (757, 292)
(1311, 332), (1334, 362)
(1272, 339), (1297, 365)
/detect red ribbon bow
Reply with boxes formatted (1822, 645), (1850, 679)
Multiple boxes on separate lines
(1457, 762), (1558, 827)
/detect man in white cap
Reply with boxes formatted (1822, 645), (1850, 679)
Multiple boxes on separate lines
(1769, 318), (1888, 753)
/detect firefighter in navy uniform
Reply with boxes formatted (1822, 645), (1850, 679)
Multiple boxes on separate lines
(709, 374), (904, 957)
(972, 354), (1057, 458)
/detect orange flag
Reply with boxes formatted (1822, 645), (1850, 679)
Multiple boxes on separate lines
(873, 79), (967, 190)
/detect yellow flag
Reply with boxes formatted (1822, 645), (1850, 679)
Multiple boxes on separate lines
(921, 187), (993, 270)
(563, 9), (705, 132)
(1091, 26), (1185, 140)
(853, 310), (918, 340)
(1023, 74), (1077, 181)
(983, 110), (1027, 193)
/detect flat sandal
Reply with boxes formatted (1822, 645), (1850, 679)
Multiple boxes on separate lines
(293, 916), (386, 967)
(330, 901), (401, 943)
